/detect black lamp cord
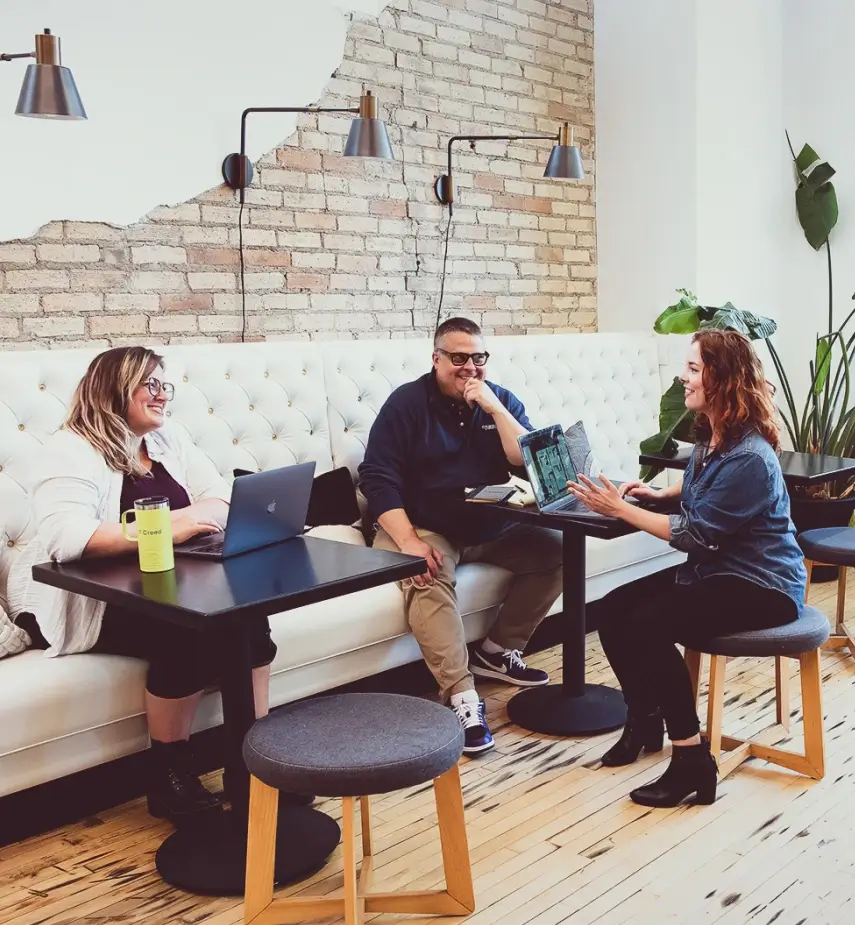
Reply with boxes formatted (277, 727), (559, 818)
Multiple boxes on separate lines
(238, 196), (247, 343)
(434, 201), (453, 333)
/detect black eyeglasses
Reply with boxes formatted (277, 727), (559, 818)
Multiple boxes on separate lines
(436, 348), (490, 367)
(144, 378), (175, 401)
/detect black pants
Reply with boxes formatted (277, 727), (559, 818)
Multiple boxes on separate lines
(18, 609), (277, 700)
(597, 567), (798, 740)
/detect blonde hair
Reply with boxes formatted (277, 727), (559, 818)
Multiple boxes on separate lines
(65, 346), (164, 476)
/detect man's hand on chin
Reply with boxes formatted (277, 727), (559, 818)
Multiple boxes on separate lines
(462, 378), (503, 415)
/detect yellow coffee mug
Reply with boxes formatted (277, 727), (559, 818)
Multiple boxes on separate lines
(121, 496), (175, 573)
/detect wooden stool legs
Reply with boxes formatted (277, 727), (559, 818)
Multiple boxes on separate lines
(686, 649), (825, 781)
(685, 648), (702, 711)
(804, 558), (855, 658)
(243, 763), (475, 925)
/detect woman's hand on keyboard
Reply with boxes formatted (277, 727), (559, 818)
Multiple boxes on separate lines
(618, 481), (661, 502)
(171, 512), (222, 545)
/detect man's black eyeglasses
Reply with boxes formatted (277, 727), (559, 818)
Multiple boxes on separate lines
(144, 378), (175, 401)
(436, 349), (490, 367)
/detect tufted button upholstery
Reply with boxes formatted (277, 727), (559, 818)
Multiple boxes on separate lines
(0, 333), (685, 798)
(0, 343), (332, 612)
(321, 334), (663, 480)
(0, 333), (667, 617)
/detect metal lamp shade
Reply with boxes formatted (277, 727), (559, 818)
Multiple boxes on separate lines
(543, 144), (584, 180)
(16, 63), (87, 120)
(344, 117), (393, 159)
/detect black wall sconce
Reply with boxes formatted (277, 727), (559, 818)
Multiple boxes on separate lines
(222, 89), (393, 203)
(1, 28), (86, 119)
(431, 122), (584, 329)
(220, 89), (394, 342)
(433, 121), (584, 210)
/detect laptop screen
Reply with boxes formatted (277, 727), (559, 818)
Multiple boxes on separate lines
(518, 425), (578, 508)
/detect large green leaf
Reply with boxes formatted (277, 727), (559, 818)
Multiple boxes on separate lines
(805, 161), (836, 191)
(796, 182), (839, 250)
(795, 142), (820, 173)
(653, 292), (776, 341)
(639, 378), (696, 482)
(653, 290), (701, 335)
(814, 337), (832, 395)
(791, 143), (838, 250)
(698, 303), (778, 340)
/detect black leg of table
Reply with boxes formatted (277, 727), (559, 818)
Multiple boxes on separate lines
(507, 527), (627, 736)
(155, 627), (341, 896)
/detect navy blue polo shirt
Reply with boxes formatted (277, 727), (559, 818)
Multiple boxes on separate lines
(358, 371), (533, 545)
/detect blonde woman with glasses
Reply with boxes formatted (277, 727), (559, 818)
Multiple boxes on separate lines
(9, 346), (277, 824)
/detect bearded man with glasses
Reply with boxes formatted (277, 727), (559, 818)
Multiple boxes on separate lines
(359, 317), (562, 754)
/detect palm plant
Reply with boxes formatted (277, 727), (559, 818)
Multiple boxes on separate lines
(641, 138), (855, 497)
(764, 137), (855, 495)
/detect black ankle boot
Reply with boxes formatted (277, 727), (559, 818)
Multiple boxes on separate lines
(147, 739), (224, 824)
(601, 711), (664, 767)
(629, 738), (718, 808)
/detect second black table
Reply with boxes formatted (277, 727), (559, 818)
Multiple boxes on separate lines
(640, 446), (855, 488)
(471, 500), (636, 737)
(33, 536), (425, 896)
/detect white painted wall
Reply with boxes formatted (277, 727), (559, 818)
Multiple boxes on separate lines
(596, 0), (788, 331)
(782, 0), (855, 354)
(694, 1), (787, 319)
(594, 0), (698, 335)
(0, 0), (384, 240)
(595, 0), (831, 410)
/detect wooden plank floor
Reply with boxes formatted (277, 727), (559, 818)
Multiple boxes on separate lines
(3, 576), (855, 925)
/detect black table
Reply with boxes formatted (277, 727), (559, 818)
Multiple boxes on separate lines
(639, 447), (855, 487)
(33, 536), (425, 896)
(471, 499), (637, 737)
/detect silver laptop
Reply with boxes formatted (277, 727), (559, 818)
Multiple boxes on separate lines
(518, 425), (638, 519)
(518, 425), (588, 515)
(174, 461), (316, 560)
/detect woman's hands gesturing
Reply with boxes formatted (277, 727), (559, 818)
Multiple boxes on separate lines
(566, 474), (627, 518)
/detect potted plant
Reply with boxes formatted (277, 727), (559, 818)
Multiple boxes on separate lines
(767, 138), (855, 555)
(641, 139), (855, 578)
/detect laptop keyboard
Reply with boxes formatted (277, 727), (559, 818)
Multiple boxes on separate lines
(187, 535), (224, 554)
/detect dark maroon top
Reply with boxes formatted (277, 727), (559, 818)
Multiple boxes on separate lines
(120, 460), (192, 515)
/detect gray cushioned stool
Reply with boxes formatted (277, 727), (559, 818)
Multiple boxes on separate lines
(679, 606), (829, 781)
(800, 526), (855, 658)
(241, 693), (473, 925)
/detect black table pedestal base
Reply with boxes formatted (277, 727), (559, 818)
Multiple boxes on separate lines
(156, 805), (340, 896)
(507, 683), (627, 736)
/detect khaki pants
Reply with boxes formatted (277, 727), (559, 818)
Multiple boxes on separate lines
(373, 523), (563, 702)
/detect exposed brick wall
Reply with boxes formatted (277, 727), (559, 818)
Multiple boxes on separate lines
(0, 0), (594, 349)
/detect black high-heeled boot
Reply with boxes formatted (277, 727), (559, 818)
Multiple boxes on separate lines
(600, 711), (664, 767)
(629, 738), (718, 808)
(147, 739), (224, 824)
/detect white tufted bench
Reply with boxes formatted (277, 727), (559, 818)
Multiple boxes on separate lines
(0, 333), (684, 797)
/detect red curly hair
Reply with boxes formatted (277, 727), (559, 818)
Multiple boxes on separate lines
(692, 330), (780, 452)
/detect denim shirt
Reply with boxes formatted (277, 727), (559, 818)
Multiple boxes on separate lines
(670, 431), (807, 611)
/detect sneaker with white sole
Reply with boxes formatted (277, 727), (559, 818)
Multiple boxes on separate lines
(452, 697), (495, 756)
(470, 647), (550, 687)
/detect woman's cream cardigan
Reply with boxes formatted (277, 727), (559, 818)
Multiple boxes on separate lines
(8, 425), (230, 656)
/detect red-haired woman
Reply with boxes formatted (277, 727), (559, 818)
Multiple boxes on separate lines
(568, 331), (806, 808)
